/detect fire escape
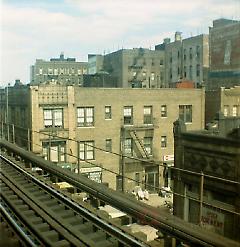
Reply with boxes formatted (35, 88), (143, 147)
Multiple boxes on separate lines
(128, 48), (145, 88)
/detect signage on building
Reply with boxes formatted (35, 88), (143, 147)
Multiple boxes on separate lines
(201, 207), (224, 235)
(79, 167), (102, 183)
(163, 155), (174, 167)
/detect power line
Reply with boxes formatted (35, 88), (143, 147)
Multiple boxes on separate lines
(1, 122), (240, 186)
(1, 122), (240, 217)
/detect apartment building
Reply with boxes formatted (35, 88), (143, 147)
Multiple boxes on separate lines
(30, 53), (88, 85)
(88, 54), (104, 75)
(103, 48), (165, 88)
(208, 18), (240, 90)
(155, 32), (209, 88)
(205, 86), (240, 124)
(0, 84), (205, 192)
(173, 117), (240, 241)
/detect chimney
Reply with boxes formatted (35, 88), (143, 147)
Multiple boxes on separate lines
(60, 52), (64, 60)
(164, 38), (171, 44)
(175, 31), (182, 42)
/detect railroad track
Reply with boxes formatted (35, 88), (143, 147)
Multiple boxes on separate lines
(0, 154), (149, 247)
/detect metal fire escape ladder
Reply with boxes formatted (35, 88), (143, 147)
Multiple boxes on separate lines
(129, 130), (150, 159)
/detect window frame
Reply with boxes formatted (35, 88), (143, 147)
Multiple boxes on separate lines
(42, 141), (66, 163)
(79, 141), (95, 161)
(161, 136), (167, 148)
(232, 105), (238, 117)
(223, 105), (229, 117)
(124, 138), (133, 156)
(77, 107), (94, 127)
(43, 108), (63, 128)
(179, 105), (192, 123)
(105, 139), (112, 152)
(161, 105), (167, 118)
(123, 106), (133, 125)
(105, 106), (112, 120)
(144, 106), (153, 124)
(144, 137), (153, 155)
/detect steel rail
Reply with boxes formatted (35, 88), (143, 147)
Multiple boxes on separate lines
(1, 139), (240, 247)
(1, 153), (149, 247)
(0, 201), (38, 247)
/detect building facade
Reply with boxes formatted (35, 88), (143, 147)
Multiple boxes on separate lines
(103, 48), (165, 88)
(173, 117), (240, 241)
(208, 18), (240, 90)
(88, 54), (104, 75)
(0, 85), (205, 192)
(156, 32), (209, 88)
(30, 53), (88, 85)
(205, 86), (240, 124)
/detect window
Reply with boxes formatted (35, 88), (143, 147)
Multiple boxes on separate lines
(189, 48), (193, 59)
(196, 45), (200, 59)
(42, 141), (66, 162)
(144, 106), (153, 124)
(124, 106), (133, 125)
(196, 64), (200, 77)
(144, 137), (153, 155)
(179, 105), (192, 123)
(135, 172), (140, 186)
(77, 69), (82, 75)
(189, 65), (192, 80)
(60, 68), (64, 74)
(124, 138), (133, 156)
(54, 68), (58, 75)
(161, 136), (167, 148)
(151, 72), (155, 81)
(233, 105), (238, 116)
(183, 49), (186, 60)
(169, 68), (172, 79)
(39, 68), (43, 75)
(133, 71), (137, 77)
(161, 105), (167, 117)
(79, 141), (94, 160)
(105, 139), (112, 152)
(77, 107), (94, 127)
(184, 66), (187, 77)
(44, 109), (63, 128)
(223, 105), (229, 117)
(160, 59), (164, 65)
(142, 71), (146, 78)
(48, 68), (53, 75)
(105, 106), (111, 120)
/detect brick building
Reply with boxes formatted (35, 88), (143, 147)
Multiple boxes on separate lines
(103, 48), (165, 88)
(173, 117), (240, 241)
(0, 84), (205, 192)
(155, 32), (209, 88)
(208, 18), (240, 89)
(30, 53), (88, 85)
(205, 86), (240, 124)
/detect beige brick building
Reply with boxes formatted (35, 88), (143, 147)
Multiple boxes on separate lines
(1, 84), (205, 192)
(205, 86), (240, 124)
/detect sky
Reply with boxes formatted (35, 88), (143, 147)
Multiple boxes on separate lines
(1, 0), (240, 86)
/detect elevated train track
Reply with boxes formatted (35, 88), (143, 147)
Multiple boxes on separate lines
(0, 152), (148, 246)
(1, 139), (240, 247)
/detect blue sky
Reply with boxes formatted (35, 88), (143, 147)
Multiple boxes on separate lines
(1, 0), (240, 86)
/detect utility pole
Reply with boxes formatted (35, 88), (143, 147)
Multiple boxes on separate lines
(6, 84), (10, 141)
